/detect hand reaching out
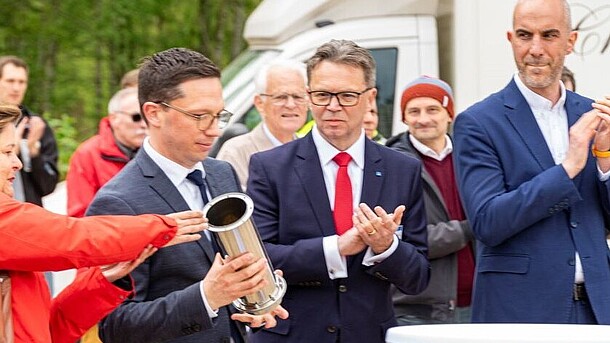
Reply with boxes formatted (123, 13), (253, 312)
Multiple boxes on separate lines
(101, 244), (157, 283)
(164, 210), (206, 247)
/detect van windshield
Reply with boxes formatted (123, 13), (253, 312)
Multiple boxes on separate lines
(221, 50), (264, 86)
(222, 50), (280, 106)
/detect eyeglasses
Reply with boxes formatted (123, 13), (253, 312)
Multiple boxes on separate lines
(259, 93), (308, 106)
(116, 111), (143, 122)
(308, 87), (373, 107)
(158, 102), (233, 130)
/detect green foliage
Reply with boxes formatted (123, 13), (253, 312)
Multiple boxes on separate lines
(46, 113), (80, 180)
(0, 0), (261, 178)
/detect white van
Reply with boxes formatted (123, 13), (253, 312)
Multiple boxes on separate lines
(214, 0), (610, 154)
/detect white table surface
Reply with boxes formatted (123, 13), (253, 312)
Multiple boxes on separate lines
(386, 324), (610, 343)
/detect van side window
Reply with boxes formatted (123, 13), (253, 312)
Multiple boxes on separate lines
(370, 48), (397, 139)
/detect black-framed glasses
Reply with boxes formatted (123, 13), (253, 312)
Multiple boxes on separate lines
(158, 102), (233, 130)
(308, 87), (373, 107)
(259, 93), (308, 106)
(116, 111), (143, 122)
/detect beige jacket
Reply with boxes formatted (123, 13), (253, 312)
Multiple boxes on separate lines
(216, 123), (275, 191)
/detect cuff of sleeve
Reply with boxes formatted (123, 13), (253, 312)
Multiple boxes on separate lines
(147, 215), (178, 248)
(598, 164), (610, 181)
(112, 275), (134, 292)
(362, 235), (399, 266)
(323, 235), (347, 279)
(200, 280), (219, 318)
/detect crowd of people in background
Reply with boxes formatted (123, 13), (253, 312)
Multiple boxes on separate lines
(0, 0), (609, 342)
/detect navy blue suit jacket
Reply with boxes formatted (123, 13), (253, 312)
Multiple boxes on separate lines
(87, 149), (243, 343)
(453, 80), (610, 323)
(246, 134), (429, 343)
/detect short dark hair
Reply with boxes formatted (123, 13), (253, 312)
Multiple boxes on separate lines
(137, 47), (220, 107)
(0, 56), (28, 78)
(306, 39), (376, 88)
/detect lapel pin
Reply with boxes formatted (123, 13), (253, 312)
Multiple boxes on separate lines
(375, 171), (382, 177)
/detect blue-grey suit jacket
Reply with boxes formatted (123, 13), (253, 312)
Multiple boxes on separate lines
(246, 134), (430, 343)
(87, 148), (243, 343)
(453, 79), (610, 323)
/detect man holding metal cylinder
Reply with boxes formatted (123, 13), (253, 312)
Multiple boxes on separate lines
(247, 40), (430, 343)
(87, 47), (287, 343)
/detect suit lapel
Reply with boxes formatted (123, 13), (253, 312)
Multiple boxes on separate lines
(204, 159), (233, 199)
(360, 139), (383, 206)
(294, 135), (336, 237)
(503, 80), (556, 170)
(137, 150), (190, 212)
(138, 150), (216, 262)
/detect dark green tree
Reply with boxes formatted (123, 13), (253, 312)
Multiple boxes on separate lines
(0, 0), (261, 178)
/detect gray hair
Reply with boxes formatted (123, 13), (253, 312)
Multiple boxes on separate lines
(108, 87), (138, 114)
(306, 39), (376, 88)
(254, 59), (307, 94)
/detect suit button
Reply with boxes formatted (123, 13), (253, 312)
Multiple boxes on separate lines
(221, 338), (231, 343)
(570, 221), (578, 228)
(568, 258), (575, 266)
(192, 324), (201, 332)
(327, 326), (337, 333)
(338, 285), (347, 293)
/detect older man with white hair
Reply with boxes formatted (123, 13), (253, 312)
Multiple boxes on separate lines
(217, 59), (308, 190)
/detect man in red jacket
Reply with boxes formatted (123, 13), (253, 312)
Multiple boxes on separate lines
(67, 86), (148, 217)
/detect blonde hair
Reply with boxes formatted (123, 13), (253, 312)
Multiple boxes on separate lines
(0, 104), (22, 130)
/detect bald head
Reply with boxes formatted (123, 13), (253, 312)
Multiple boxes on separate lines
(513, 0), (572, 31)
(508, 0), (577, 102)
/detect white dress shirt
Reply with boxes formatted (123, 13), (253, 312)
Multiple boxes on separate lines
(311, 126), (399, 279)
(514, 74), (599, 284)
(409, 134), (453, 161)
(262, 123), (285, 148)
(143, 137), (218, 318)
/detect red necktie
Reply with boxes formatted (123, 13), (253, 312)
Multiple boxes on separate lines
(333, 152), (353, 235)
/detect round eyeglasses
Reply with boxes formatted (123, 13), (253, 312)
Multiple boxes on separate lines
(308, 87), (373, 107)
(259, 93), (308, 106)
(158, 102), (233, 130)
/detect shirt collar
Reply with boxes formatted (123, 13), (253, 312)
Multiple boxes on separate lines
(142, 137), (205, 187)
(513, 72), (566, 112)
(311, 124), (366, 169)
(409, 134), (453, 161)
(262, 123), (284, 147)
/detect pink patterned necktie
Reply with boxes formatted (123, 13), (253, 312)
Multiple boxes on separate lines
(333, 152), (353, 235)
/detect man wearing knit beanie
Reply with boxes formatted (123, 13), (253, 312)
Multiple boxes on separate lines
(387, 75), (475, 325)
(400, 75), (454, 120)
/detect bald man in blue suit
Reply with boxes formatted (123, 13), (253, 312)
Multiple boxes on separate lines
(453, 0), (610, 325)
